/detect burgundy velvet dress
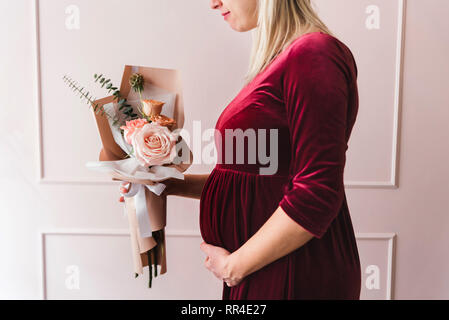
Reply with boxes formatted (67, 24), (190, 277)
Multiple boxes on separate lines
(199, 32), (361, 300)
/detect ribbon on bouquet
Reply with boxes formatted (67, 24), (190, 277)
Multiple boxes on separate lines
(86, 157), (185, 241)
(86, 157), (185, 286)
(121, 181), (165, 238)
(118, 180), (168, 288)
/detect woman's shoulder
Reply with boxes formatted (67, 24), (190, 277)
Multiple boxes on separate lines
(281, 31), (358, 78)
(284, 32), (348, 59)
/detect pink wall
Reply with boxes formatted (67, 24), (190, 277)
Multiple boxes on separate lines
(0, 0), (448, 299)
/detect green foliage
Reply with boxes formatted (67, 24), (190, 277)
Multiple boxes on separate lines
(62, 74), (139, 124)
(129, 73), (144, 94)
(93, 73), (138, 120)
(128, 73), (147, 119)
(63, 75), (108, 118)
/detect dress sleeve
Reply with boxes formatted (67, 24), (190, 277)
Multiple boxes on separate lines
(278, 41), (350, 239)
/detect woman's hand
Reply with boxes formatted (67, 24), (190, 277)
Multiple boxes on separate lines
(110, 171), (156, 202)
(112, 172), (211, 200)
(200, 241), (244, 287)
(111, 171), (179, 200)
(117, 181), (130, 202)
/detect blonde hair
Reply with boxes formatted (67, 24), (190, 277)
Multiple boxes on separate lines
(245, 0), (334, 85)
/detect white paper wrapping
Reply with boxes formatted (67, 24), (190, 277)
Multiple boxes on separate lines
(86, 82), (180, 242)
(86, 157), (185, 238)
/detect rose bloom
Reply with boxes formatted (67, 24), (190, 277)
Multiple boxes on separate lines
(149, 114), (176, 128)
(141, 99), (164, 117)
(120, 119), (148, 145)
(131, 122), (178, 167)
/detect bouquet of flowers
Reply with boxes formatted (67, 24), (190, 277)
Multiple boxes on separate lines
(63, 67), (192, 288)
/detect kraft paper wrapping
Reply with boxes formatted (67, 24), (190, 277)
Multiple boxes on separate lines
(97, 146), (169, 275)
(91, 65), (191, 277)
(125, 188), (167, 275)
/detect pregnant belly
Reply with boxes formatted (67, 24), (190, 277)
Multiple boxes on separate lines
(199, 167), (288, 252)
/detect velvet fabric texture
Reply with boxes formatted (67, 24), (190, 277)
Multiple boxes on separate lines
(200, 32), (361, 299)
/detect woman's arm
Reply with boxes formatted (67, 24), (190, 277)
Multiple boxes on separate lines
(201, 37), (352, 286)
(200, 206), (315, 286)
(114, 173), (210, 200)
(163, 173), (210, 200)
(229, 206), (314, 280)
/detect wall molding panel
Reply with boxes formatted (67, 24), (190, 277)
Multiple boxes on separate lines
(356, 232), (396, 300)
(344, 0), (406, 189)
(39, 228), (203, 300)
(39, 229), (396, 300)
(33, 0), (407, 189)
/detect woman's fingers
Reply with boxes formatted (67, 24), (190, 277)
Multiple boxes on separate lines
(120, 181), (130, 194)
(119, 181), (131, 202)
(120, 187), (128, 193)
(112, 172), (160, 203)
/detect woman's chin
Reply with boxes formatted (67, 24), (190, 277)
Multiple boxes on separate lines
(229, 22), (255, 33)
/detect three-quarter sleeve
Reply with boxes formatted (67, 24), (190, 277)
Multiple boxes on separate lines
(278, 40), (350, 239)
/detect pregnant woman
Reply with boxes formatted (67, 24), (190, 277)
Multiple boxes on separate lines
(117, 0), (361, 299)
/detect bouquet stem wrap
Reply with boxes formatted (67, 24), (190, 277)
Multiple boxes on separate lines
(124, 178), (165, 238)
(124, 187), (166, 288)
(86, 156), (186, 286)
(87, 65), (192, 288)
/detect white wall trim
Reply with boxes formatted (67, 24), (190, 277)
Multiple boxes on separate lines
(356, 232), (396, 300)
(38, 228), (202, 299)
(346, 0), (406, 189)
(33, 0), (44, 184)
(39, 229), (396, 300)
(391, 0), (406, 189)
(33, 0), (406, 188)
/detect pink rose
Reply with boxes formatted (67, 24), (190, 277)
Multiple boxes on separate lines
(120, 119), (148, 145)
(131, 123), (178, 167)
